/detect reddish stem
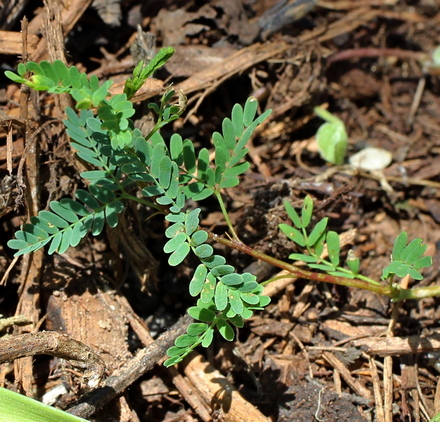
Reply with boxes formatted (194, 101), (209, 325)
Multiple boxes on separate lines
(210, 234), (440, 301)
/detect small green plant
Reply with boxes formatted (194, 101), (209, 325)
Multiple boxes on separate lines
(5, 49), (440, 416)
(5, 49), (272, 367)
(314, 106), (348, 165)
(278, 196), (432, 290)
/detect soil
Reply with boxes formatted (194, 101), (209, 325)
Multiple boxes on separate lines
(1, 1), (440, 421)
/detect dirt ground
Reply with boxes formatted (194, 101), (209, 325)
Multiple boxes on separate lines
(1, 0), (440, 421)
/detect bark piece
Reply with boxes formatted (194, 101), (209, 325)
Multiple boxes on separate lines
(67, 314), (192, 419)
(0, 331), (105, 386)
(47, 286), (131, 373)
(182, 353), (268, 422)
(0, 30), (39, 54)
(352, 333), (440, 357)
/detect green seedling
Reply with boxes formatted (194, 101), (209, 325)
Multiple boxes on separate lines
(5, 53), (272, 367)
(280, 196), (432, 288)
(314, 106), (348, 165)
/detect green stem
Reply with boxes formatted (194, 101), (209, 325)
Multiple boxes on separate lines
(210, 234), (440, 301)
(301, 225), (379, 286)
(315, 255), (380, 286)
(121, 193), (161, 210)
(215, 191), (240, 242)
(211, 233), (392, 295)
(393, 285), (440, 300)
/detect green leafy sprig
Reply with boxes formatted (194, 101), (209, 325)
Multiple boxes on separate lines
(314, 107), (348, 165)
(6, 56), (273, 366)
(382, 231), (432, 281)
(279, 196), (379, 284)
(280, 196), (433, 287)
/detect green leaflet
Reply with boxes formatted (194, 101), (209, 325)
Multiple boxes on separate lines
(200, 274), (216, 303)
(175, 334), (199, 348)
(279, 224), (306, 247)
(201, 328), (214, 347)
(124, 47), (175, 99)
(185, 209), (201, 236)
(217, 318), (234, 341)
(215, 282), (228, 310)
(307, 218), (328, 247)
(189, 264), (208, 297)
(191, 230), (208, 246)
(187, 323), (209, 336)
(301, 196), (314, 228)
(182, 139), (196, 173)
(229, 290), (244, 315)
(168, 242), (191, 266)
(187, 306), (216, 322)
(194, 244), (214, 259)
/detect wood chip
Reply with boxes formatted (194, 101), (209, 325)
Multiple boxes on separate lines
(0, 30), (39, 55)
(182, 353), (268, 422)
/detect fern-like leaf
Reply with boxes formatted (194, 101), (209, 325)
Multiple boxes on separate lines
(8, 187), (125, 256)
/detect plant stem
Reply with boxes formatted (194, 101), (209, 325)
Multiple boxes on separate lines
(121, 193), (161, 210)
(210, 234), (440, 301)
(214, 191), (240, 242)
(393, 285), (440, 301)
